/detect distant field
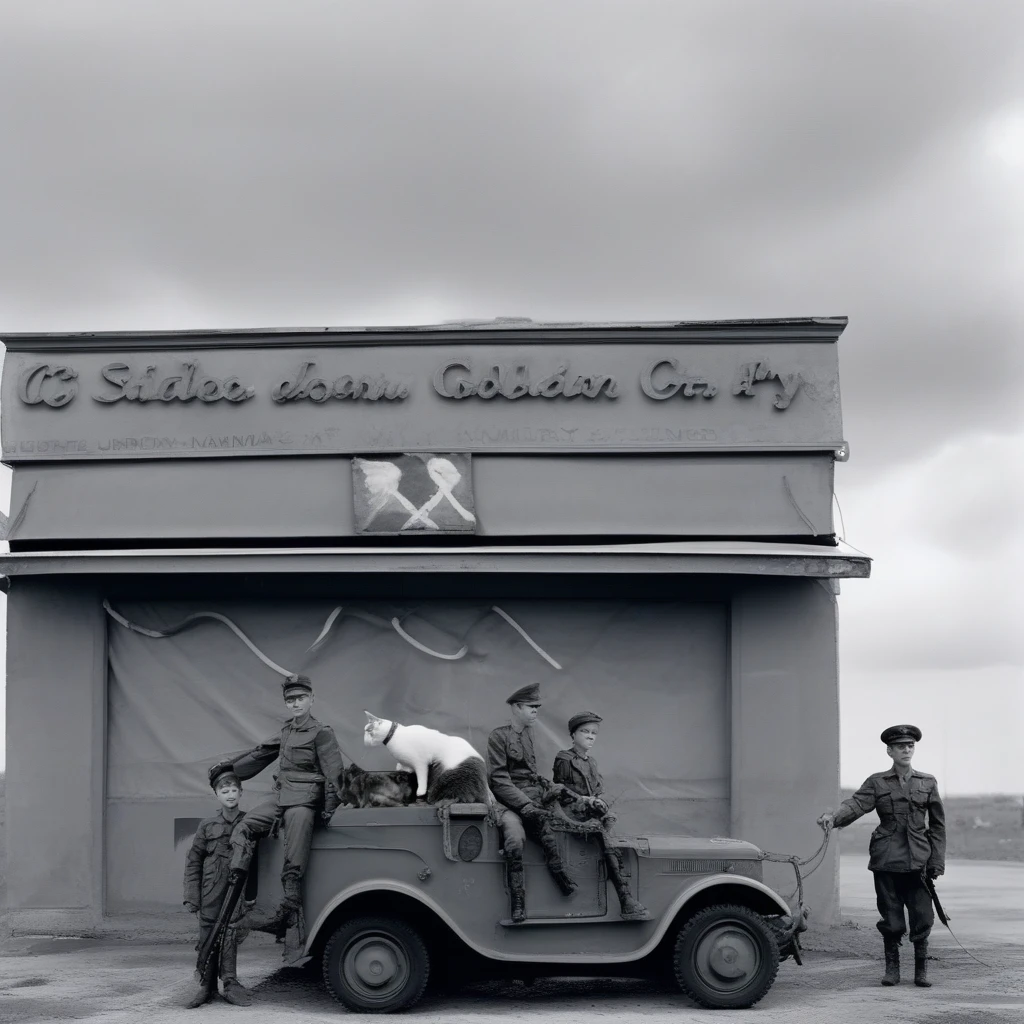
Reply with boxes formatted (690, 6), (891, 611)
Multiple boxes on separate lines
(835, 789), (1024, 862)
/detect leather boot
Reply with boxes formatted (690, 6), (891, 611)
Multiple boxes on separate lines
(881, 937), (901, 986)
(234, 903), (290, 939)
(914, 940), (931, 987)
(604, 847), (649, 920)
(507, 856), (527, 923)
(185, 979), (215, 1009)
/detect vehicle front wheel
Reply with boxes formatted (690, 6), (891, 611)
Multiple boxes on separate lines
(672, 904), (780, 1009)
(323, 915), (430, 1013)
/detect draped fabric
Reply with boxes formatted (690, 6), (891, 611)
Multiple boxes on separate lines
(105, 598), (729, 912)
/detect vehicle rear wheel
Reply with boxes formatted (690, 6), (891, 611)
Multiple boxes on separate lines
(672, 904), (780, 1009)
(322, 915), (430, 1013)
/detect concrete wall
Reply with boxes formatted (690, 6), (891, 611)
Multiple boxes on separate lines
(730, 577), (841, 924)
(4, 577), (107, 934)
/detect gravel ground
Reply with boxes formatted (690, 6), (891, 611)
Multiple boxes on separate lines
(1, 857), (1021, 1024)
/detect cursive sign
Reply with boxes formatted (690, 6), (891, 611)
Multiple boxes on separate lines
(640, 359), (718, 400)
(433, 361), (620, 400)
(92, 362), (255, 404)
(17, 363), (80, 407)
(271, 361), (410, 403)
(731, 359), (803, 410)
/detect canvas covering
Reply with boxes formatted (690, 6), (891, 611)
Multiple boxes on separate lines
(105, 597), (729, 912)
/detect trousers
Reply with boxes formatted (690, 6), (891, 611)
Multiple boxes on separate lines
(497, 807), (565, 872)
(229, 801), (316, 884)
(873, 870), (934, 943)
(197, 915), (242, 981)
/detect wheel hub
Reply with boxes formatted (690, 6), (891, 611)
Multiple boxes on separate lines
(346, 937), (407, 993)
(697, 924), (760, 988)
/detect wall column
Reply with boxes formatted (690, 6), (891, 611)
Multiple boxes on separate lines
(4, 577), (106, 934)
(730, 578), (842, 926)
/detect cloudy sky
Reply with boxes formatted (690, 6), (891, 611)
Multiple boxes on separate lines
(0, 1), (1021, 792)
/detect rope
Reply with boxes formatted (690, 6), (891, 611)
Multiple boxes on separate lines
(759, 822), (833, 908)
(103, 601), (296, 677)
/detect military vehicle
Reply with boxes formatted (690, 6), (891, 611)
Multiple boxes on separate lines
(251, 802), (808, 1012)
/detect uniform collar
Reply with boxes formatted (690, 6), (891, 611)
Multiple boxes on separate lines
(285, 713), (318, 731)
(883, 766), (921, 779)
(220, 806), (242, 822)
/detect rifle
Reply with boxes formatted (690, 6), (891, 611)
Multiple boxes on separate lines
(923, 874), (950, 927)
(195, 869), (248, 990)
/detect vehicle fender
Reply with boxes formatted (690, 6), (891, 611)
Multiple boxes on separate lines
(665, 875), (792, 921)
(304, 879), (480, 958)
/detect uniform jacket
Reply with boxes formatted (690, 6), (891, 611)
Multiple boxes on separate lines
(486, 724), (540, 813)
(231, 714), (344, 810)
(183, 806), (245, 918)
(552, 749), (604, 798)
(834, 768), (946, 875)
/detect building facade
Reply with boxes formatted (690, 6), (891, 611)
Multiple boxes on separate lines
(0, 317), (868, 936)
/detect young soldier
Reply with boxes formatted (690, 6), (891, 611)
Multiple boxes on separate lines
(182, 765), (252, 1008)
(486, 683), (578, 923)
(553, 711), (648, 921)
(214, 674), (344, 959)
(818, 724), (946, 988)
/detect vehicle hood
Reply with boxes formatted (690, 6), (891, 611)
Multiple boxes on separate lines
(623, 835), (764, 860)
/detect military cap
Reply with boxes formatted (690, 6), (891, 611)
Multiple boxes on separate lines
(880, 724), (922, 745)
(208, 761), (240, 791)
(282, 673), (313, 697)
(568, 711), (603, 735)
(506, 682), (542, 706)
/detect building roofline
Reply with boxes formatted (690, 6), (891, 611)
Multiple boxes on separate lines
(0, 539), (871, 579)
(0, 316), (849, 351)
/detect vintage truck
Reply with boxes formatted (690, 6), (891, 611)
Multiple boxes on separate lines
(252, 803), (808, 1013)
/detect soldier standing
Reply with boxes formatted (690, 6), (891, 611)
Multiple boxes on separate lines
(486, 683), (578, 923)
(215, 674), (344, 956)
(818, 724), (946, 988)
(182, 764), (252, 1008)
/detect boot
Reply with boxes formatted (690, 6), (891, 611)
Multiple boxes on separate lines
(218, 935), (253, 1006)
(185, 980), (214, 1009)
(881, 937), (900, 986)
(914, 940), (931, 987)
(604, 847), (649, 921)
(550, 867), (579, 897)
(233, 903), (290, 939)
(508, 857), (526, 923)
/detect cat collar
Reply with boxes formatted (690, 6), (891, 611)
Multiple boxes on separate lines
(382, 721), (399, 746)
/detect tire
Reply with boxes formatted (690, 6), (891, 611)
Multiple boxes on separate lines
(672, 904), (780, 1010)
(322, 915), (430, 1013)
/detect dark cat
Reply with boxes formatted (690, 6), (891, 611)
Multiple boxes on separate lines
(339, 759), (491, 810)
(338, 763), (417, 808)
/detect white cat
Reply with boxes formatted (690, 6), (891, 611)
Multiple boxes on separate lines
(363, 711), (489, 806)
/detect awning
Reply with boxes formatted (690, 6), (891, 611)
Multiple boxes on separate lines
(0, 540), (871, 578)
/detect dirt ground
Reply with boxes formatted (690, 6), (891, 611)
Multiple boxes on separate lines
(1, 856), (1022, 1024)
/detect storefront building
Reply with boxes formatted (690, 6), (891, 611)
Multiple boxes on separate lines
(0, 317), (868, 936)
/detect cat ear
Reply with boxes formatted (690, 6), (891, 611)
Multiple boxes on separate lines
(364, 710), (380, 723)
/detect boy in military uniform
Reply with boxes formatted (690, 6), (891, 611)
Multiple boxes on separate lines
(486, 683), (578, 923)
(182, 764), (252, 1008)
(553, 711), (648, 921)
(216, 674), (344, 957)
(818, 724), (945, 988)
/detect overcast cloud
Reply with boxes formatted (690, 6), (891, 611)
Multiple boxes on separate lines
(0, 0), (1021, 789)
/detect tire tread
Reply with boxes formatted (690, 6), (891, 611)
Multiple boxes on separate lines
(322, 914), (430, 1014)
(672, 903), (780, 1010)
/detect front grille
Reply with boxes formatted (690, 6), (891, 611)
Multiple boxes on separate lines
(661, 858), (761, 878)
